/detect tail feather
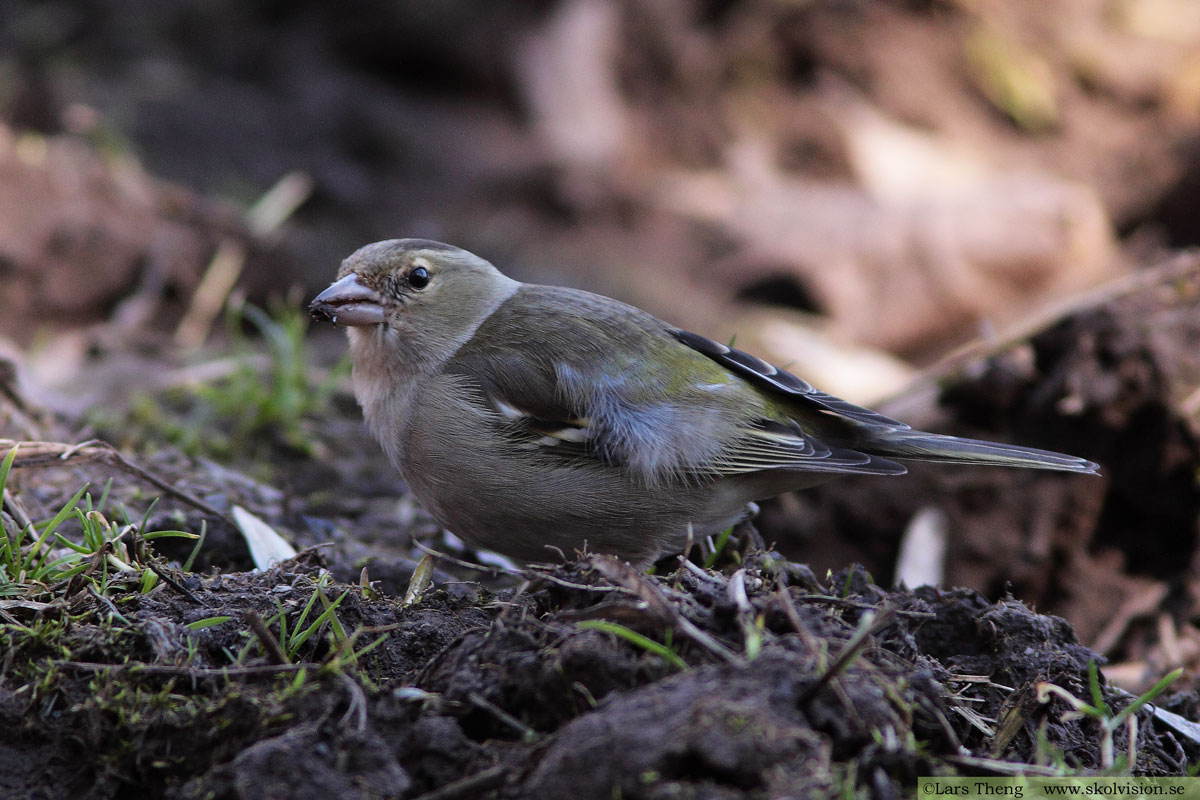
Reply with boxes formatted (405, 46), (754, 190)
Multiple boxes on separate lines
(868, 431), (1099, 474)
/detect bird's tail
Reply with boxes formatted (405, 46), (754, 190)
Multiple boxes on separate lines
(866, 430), (1099, 474)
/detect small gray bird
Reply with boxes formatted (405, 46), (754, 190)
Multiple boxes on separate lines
(311, 239), (1098, 567)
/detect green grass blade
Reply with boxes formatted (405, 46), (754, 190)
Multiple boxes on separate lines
(23, 485), (89, 573)
(1088, 660), (1109, 716)
(181, 520), (207, 573)
(95, 479), (113, 514)
(136, 497), (161, 536)
(289, 589), (349, 657)
(0, 444), (19, 501)
(142, 530), (199, 541)
(1110, 668), (1183, 728)
(52, 533), (93, 555)
(185, 616), (233, 631)
(575, 620), (686, 670)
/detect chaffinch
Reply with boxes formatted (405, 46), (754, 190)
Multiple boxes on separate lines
(311, 238), (1097, 566)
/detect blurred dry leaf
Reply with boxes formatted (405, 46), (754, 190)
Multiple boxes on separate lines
(517, 0), (628, 174)
(1164, 52), (1200, 120)
(0, 124), (234, 343)
(833, 85), (990, 202)
(964, 23), (1059, 132)
(1111, 0), (1200, 43)
(1064, 3), (1200, 117)
(650, 123), (1115, 352)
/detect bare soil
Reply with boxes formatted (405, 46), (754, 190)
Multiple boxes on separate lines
(3, 550), (1192, 800)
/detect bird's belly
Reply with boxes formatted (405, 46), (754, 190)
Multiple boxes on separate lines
(401, 453), (746, 566)
(397, 374), (759, 566)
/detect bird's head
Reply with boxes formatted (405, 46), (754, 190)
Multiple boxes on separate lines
(311, 239), (515, 329)
(310, 238), (519, 369)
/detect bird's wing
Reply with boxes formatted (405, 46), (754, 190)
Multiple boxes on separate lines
(708, 418), (904, 477)
(672, 329), (1099, 474)
(670, 329), (913, 432)
(444, 286), (905, 484)
(447, 350), (905, 483)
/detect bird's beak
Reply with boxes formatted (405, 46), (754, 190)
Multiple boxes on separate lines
(309, 273), (386, 326)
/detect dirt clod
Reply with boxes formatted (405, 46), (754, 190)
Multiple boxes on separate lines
(4, 548), (1195, 799)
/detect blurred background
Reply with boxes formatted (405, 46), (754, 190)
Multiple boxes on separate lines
(2, 0), (1200, 688)
(10, 0), (1193, 361)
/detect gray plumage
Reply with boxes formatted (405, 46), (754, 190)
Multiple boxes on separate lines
(311, 239), (1099, 567)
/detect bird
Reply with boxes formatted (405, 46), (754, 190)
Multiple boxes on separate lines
(310, 238), (1098, 567)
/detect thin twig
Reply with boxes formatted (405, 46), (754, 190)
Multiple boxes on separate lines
(245, 609), (289, 666)
(412, 539), (517, 577)
(942, 754), (1063, 777)
(0, 439), (231, 526)
(55, 660), (309, 677)
(727, 569), (753, 614)
(528, 572), (621, 592)
(3, 492), (34, 533)
(588, 555), (743, 665)
(338, 672), (369, 732)
(892, 251), (1200, 402)
(772, 584), (824, 658)
(794, 594), (936, 620)
(87, 585), (131, 625)
(467, 691), (540, 742)
(675, 557), (723, 584)
(677, 616), (743, 666)
(408, 765), (508, 800)
(146, 562), (208, 607)
(540, 544), (568, 564)
(797, 607), (897, 707)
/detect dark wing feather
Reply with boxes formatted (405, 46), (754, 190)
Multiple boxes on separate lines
(670, 330), (910, 430)
(672, 329), (1099, 474)
(714, 419), (905, 477)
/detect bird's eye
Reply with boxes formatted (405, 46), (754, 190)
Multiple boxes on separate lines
(408, 266), (430, 289)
